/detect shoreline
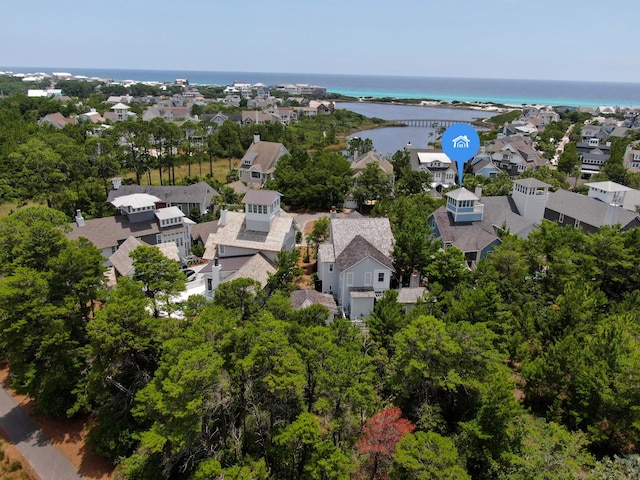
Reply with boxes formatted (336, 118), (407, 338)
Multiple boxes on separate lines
(4, 67), (640, 109)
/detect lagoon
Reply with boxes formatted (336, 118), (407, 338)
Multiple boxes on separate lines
(337, 102), (496, 156)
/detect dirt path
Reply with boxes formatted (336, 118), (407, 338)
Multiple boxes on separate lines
(0, 367), (113, 480)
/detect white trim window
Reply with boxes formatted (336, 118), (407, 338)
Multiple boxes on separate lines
(346, 272), (353, 286)
(364, 272), (372, 286)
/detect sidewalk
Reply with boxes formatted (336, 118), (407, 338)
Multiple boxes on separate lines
(0, 385), (83, 480)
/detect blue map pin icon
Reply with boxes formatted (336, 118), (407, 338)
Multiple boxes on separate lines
(441, 124), (480, 186)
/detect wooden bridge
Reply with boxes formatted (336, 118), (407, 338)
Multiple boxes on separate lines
(391, 119), (474, 128)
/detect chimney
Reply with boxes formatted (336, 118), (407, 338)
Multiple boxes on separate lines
(75, 209), (85, 227)
(330, 206), (337, 219)
(474, 186), (483, 199)
(219, 206), (228, 227)
(253, 133), (261, 144)
(409, 269), (420, 288)
(603, 203), (620, 226)
(112, 177), (122, 190)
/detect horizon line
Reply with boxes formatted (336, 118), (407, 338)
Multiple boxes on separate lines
(2, 65), (640, 86)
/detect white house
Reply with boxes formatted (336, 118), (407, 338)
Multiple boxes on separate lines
(317, 217), (394, 320)
(204, 190), (297, 262)
(408, 149), (457, 191)
(68, 193), (196, 263)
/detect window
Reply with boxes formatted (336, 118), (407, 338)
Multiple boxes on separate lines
(365, 272), (372, 286)
(574, 219), (580, 228)
(251, 171), (261, 178)
(219, 245), (225, 254)
(378, 272), (385, 283)
(558, 213), (565, 223)
(346, 272), (353, 285)
(156, 234), (162, 244)
(329, 263), (333, 272)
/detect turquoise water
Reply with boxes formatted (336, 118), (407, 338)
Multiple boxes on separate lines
(5, 67), (640, 106)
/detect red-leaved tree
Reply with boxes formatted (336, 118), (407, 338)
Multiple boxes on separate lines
(356, 406), (416, 480)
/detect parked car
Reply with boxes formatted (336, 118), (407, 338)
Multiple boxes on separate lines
(182, 269), (197, 282)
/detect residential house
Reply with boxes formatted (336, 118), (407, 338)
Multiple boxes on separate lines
(317, 217), (394, 320)
(108, 236), (145, 278)
(238, 134), (289, 186)
(544, 189), (640, 233)
(408, 149), (457, 191)
(28, 88), (62, 97)
(345, 151), (395, 209)
(68, 193), (196, 262)
(624, 144), (640, 173)
(38, 112), (77, 129)
(397, 287), (427, 314)
(106, 95), (134, 105)
(522, 107), (560, 127)
(108, 236), (180, 279)
(351, 150), (394, 189)
(142, 106), (191, 122)
(107, 180), (218, 217)
(78, 109), (104, 124)
(497, 120), (538, 138)
(429, 179), (551, 268)
(201, 252), (277, 299)
(190, 220), (219, 251)
(290, 289), (339, 323)
(469, 147), (502, 178)
(485, 136), (547, 176)
(204, 189), (297, 262)
(576, 137), (611, 176)
(308, 100), (334, 114)
(104, 103), (135, 122)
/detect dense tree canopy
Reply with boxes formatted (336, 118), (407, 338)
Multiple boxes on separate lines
(2, 91), (640, 479)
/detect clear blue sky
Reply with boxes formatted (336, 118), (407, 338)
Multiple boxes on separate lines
(2, 0), (639, 83)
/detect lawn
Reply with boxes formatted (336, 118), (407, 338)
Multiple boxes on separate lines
(0, 200), (44, 218)
(121, 157), (241, 185)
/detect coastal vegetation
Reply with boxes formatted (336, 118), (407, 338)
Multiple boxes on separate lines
(2, 85), (640, 479)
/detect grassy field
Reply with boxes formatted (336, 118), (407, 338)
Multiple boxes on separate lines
(0, 200), (44, 218)
(121, 158), (241, 185)
(0, 158), (240, 218)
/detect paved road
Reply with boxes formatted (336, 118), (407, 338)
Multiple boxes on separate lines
(0, 385), (84, 480)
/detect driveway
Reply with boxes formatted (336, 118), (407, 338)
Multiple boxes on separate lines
(0, 385), (83, 480)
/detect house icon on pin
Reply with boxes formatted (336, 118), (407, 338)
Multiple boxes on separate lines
(452, 135), (470, 149)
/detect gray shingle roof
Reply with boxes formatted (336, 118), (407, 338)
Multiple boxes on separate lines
(330, 217), (394, 259)
(191, 220), (219, 243)
(238, 141), (288, 175)
(447, 188), (479, 201)
(109, 236), (145, 276)
(224, 253), (276, 287)
(432, 193), (541, 254)
(513, 178), (551, 189)
(546, 190), (639, 228)
(336, 235), (394, 271)
(431, 207), (499, 253)
(290, 289), (338, 313)
(68, 215), (161, 250)
(397, 287), (426, 304)
(242, 189), (281, 205)
(107, 182), (218, 206)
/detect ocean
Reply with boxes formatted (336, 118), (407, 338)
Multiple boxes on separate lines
(4, 67), (640, 107)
